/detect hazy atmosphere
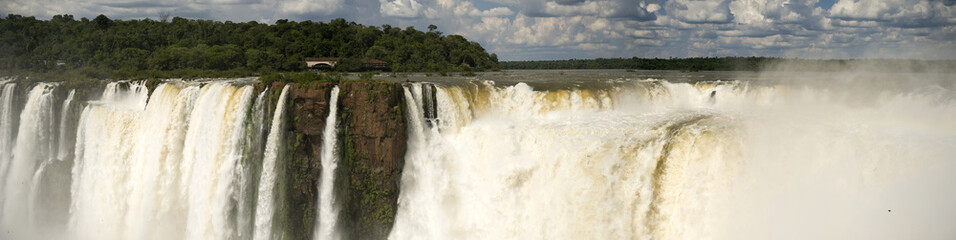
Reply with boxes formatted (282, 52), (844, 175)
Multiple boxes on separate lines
(2, 0), (955, 60)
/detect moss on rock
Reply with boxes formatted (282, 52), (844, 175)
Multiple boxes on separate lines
(268, 80), (406, 240)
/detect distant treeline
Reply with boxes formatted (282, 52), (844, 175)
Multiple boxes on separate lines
(0, 14), (499, 80)
(501, 57), (956, 72)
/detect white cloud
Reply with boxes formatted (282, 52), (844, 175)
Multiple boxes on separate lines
(2, 0), (221, 20)
(830, 0), (900, 21)
(3, 0), (72, 17)
(575, 43), (617, 51)
(829, 0), (956, 27)
(0, 0), (954, 60)
(469, 7), (514, 17)
(379, 0), (424, 18)
(446, 1), (513, 18)
(279, 0), (343, 15)
(200, 0), (260, 4)
(665, 0), (734, 24)
(729, 0), (820, 26)
(631, 38), (664, 47)
(519, 0), (657, 20)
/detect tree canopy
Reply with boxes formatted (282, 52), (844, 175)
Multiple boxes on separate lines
(0, 14), (499, 78)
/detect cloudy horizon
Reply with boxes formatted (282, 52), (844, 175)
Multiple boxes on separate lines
(2, 0), (955, 61)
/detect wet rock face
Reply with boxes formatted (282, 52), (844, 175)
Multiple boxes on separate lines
(291, 82), (335, 135)
(339, 81), (407, 173)
(279, 80), (406, 240)
(282, 82), (335, 240)
(338, 81), (407, 240)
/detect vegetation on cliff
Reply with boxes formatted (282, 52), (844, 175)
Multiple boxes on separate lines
(259, 72), (344, 85)
(0, 14), (500, 79)
(270, 80), (405, 240)
(335, 81), (407, 239)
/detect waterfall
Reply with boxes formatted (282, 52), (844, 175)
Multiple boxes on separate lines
(69, 81), (256, 240)
(238, 89), (270, 240)
(56, 89), (75, 161)
(100, 82), (120, 101)
(391, 79), (956, 239)
(0, 80), (283, 240)
(27, 87), (73, 231)
(254, 84), (291, 240)
(71, 81), (145, 240)
(314, 86), (341, 240)
(0, 82), (17, 215)
(389, 83), (436, 239)
(0, 72), (953, 240)
(1, 83), (57, 237)
(183, 83), (255, 240)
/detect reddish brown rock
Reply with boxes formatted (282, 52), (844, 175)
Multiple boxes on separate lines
(272, 80), (406, 240)
(337, 81), (406, 240)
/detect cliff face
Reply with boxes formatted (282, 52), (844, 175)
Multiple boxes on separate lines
(337, 81), (406, 240)
(279, 80), (406, 240)
(284, 82), (334, 240)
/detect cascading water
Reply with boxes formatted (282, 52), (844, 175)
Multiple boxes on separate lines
(238, 89), (271, 240)
(0, 78), (324, 240)
(56, 89), (75, 161)
(69, 81), (261, 240)
(1, 83), (58, 238)
(0, 81), (17, 214)
(392, 74), (956, 239)
(0, 71), (953, 240)
(0, 79), (309, 240)
(254, 84), (291, 240)
(182, 83), (255, 240)
(314, 86), (341, 240)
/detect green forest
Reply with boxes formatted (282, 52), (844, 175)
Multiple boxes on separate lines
(502, 57), (766, 71)
(0, 14), (500, 80)
(501, 57), (956, 72)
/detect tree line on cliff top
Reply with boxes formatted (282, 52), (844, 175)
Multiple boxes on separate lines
(0, 14), (500, 79)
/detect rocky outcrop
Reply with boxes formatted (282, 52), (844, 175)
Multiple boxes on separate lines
(282, 81), (335, 240)
(337, 81), (406, 240)
(276, 80), (406, 240)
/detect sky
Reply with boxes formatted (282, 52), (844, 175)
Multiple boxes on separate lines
(2, 0), (955, 60)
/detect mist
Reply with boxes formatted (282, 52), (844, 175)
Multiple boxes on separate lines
(712, 62), (956, 239)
